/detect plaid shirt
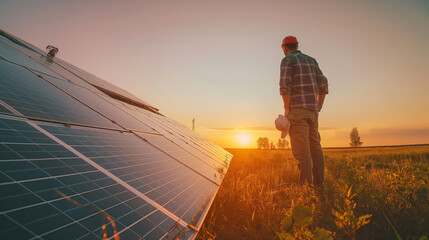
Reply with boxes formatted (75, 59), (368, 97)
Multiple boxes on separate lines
(279, 50), (329, 111)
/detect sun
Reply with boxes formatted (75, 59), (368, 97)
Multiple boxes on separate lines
(236, 134), (251, 146)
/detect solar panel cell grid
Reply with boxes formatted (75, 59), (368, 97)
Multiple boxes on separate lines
(39, 123), (218, 226)
(127, 107), (222, 163)
(99, 99), (232, 178)
(169, 135), (226, 167)
(53, 57), (154, 109)
(0, 33), (101, 94)
(151, 117), (232, 159)
(138, 133), (223, 183)
(0, 215), (37, 239)
(137, 110), (231, 163)
(39, 73), (158, 133)
(159, 118), (232, 162)
(0, 60), (120, 130)
(7, 45), (114, 98)
(0, 117), (186, 239)
(104, 99), (173, 135)
(191, 140), (232, 165)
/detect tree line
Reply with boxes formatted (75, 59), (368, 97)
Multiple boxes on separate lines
(257, 127), (363, 149)
(257, 137), (289, 150)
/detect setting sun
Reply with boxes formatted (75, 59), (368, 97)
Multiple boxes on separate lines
(236, 134), (251, 146)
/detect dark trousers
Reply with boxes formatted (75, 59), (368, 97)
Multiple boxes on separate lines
(288, 108), (325, 185)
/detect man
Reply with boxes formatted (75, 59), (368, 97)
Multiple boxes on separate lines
(279, 36), (328, 185)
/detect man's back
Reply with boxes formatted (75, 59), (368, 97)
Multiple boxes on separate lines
(279, 50), (328, 111)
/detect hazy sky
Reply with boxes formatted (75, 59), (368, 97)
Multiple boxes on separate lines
(1, 0), (428, 148)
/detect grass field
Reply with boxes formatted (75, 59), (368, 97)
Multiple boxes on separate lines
(196, 146), (428, 240)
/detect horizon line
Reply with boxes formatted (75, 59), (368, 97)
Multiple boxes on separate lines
(224, 143), (429, 150)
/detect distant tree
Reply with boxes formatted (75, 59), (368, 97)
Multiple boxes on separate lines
(257, 137), (270, 149)
(349, 127), (363, 147)
(262, 138), (270, 149)
(277, 139), (289, 149)
(257, 137), (263, 149)
(270, 141), (276, 150)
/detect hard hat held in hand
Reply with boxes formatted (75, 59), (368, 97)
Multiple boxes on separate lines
(275, 114), (290, 139)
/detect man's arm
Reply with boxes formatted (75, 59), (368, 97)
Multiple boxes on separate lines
(317, 94), (326, 112)
(315, 60), (329, 98)
(282, 94), (291, 116)
(314, 59), (328, 112)
(280, 58), (293, 116)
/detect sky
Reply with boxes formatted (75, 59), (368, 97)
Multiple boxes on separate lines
(0, 0), (428, 148)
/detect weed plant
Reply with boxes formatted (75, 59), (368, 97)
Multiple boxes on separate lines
(196, 146), (428, 240)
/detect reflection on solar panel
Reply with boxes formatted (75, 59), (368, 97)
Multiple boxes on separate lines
(0, 29), (232, 240)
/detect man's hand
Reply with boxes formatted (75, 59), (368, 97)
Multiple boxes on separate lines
(281, 94), (291, 117)
(284, 107), (290, 117)
(317, 94), (326, 112)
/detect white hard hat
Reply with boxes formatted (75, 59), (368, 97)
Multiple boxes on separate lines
(275, 114), (290, 139)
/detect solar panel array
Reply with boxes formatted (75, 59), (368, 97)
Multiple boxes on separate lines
(0, 29), (232, 240)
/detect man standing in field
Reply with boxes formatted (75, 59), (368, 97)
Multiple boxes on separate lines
(279, 36), (329, 185)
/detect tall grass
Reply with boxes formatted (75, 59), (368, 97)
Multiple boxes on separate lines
(196, 146), (428, 240)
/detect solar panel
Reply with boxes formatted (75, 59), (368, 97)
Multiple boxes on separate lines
(38, 73), (158, 133)
(0, 38), (69, 83)
(136, 133), (224, 184)
(54, 57), (156, 109)
(140, 111), (232, 162)
(0, 117), (184, 240)
(0, 29), (232, 239)
(0, 60), (121, 130)
(105, 101), (230, 166)
(99, 102), (230, 175)
(38, 123), (218, 222)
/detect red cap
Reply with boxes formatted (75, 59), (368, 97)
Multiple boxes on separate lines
(282, 36), (298, 46)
